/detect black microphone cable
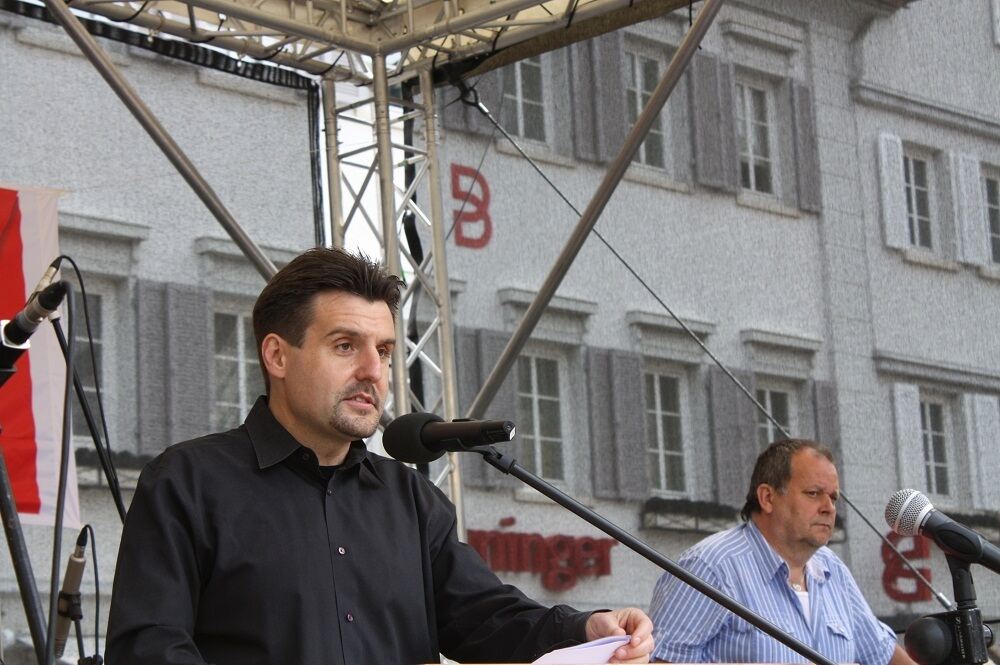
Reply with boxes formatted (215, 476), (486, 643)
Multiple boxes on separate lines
(461, 45), (953, 610)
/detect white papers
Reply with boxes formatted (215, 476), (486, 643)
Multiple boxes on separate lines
(531, 635), (631, 664)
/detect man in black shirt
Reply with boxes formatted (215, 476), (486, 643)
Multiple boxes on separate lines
(107, 248), (654, 664)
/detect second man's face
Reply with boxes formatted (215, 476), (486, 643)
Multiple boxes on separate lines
(773, 450), (840, 550)
(279, 291), (396, 447)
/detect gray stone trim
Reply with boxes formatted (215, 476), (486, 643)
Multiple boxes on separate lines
(854, 81), (1000, 142)
(59, 213), (148, 278)
(196, 69), (301, 105)
(626, 310), (715, 363)
(497, 287), (596, 345)
(875, 350), (1000, 393)
(741, 328), (822, 380)
(194, 236), (300, 295)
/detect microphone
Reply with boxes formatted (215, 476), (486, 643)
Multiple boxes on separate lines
(1, 280), (68, 358)
(885, 489), (1000, 574)
(54, 528), (88, 658)
(383, 412), (515, 464)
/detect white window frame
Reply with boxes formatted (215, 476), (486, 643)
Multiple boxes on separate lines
(502, 55), (547, 143)
(919, 392), (953, 499)
(903, 147), (936, 250)
(66, 280), (117, 449)
(624, 41), (671, 171)
(212, 308), (263, 431)
(755, 379), (797, 448)
(985, 172), (1000, 264)
(736, 76), (779, 196)
(516, 350), (568, 482)
(644, 365), (690, 497)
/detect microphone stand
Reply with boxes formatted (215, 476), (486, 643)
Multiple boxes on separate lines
(476, 446), (838, 665)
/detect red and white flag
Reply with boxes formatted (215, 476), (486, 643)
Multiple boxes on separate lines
(0, 186), (80, 528)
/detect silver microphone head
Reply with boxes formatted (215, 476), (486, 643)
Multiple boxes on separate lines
(885, 488), (933, 536)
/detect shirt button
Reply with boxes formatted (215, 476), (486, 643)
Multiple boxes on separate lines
(338, 546), (346, 555)
(345, 613), (354, 622)
(300, 452), (310, 461)
(326, 489), (333, 496)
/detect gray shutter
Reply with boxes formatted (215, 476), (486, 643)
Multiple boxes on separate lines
(690, 53), (738, 191)
(166, 285), (212, 444)
(135, 280), (168, 455)
(455, 327), (490, 487)
(593, 32), (628, 164)
(949, 151), (989, 265)
(440, 69), (504, 137)
(813, 380), (840, 455)
(587, 348), (617, 498)
(891, 382), (924, 490)
(791, 83), (822, 213)
(962, 394), (1000, 510)
(708, 367), (756, 507)
(611, 351), (648, 500)
(548, 47), (574, 157)
(878, 133), (908, 249)
(467, 329), (519, 488)
(570, 39), (600, 163)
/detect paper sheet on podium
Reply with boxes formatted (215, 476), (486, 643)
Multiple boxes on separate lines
(531, 635), (631, 664)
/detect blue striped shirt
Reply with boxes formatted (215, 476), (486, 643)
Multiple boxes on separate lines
(649, 521), (896, 665)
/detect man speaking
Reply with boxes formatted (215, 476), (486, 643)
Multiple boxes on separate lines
(648, 439), (914, 665)
(106, 248), (652, 664)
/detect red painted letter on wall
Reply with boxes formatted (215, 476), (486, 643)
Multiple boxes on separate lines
(881, 531), (933, 603)
(451, 164), (492, 248)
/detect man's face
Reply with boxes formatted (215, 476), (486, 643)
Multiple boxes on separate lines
(768, 449), (840, 551)
(273, 291), (395, 446)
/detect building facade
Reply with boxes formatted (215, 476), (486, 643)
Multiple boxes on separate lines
(1, 0), (999, 659)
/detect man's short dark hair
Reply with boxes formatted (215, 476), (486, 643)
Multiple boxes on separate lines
(740, 439), (835, 521)
(252, 247), (404, 392)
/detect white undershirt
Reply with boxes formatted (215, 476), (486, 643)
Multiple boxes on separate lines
(795, 589), (811, 622)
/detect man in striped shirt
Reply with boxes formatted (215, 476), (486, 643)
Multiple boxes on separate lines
(649, 439), (915, 665)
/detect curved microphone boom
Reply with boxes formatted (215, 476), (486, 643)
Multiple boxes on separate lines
(383, 412), (515, 464)
(885, 489), (1000, 575)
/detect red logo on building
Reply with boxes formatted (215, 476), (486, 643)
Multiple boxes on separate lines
(450, 164), (492, 248)
(881, 531), (933, 603)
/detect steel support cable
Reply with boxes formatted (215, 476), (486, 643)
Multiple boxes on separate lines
(461, 62), (954, 615)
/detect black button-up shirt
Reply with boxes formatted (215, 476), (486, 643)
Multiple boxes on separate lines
(106, 398), (591, 664)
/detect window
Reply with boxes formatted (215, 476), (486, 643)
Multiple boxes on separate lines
(986, 176), (1000, 263)
(625, 50), (666, 169)
(517, 354), (564, 480)
(756, 387), (792, 448)
(645, 372), (685, 493)
(70, 291), (103, 441)
(736, 81), (774, 194)
(903, 153), (933, 249)
(920, 397), (950, 496)
(502, 56), (546, 142)
(213, 312), (264, 430)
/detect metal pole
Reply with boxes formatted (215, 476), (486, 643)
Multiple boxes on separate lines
(42, 0), (278, 281)
(418, 67), (465, 537)
(322, 77), (346, 249)
(373, 54), (411, 417)
(466, 0), (725, 419)
(0, 449), (47, 665)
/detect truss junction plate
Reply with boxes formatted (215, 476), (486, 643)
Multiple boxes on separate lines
(62, 0), (691, 82)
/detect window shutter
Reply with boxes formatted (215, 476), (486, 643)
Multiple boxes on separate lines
(593, 32), (628, 164)
(587, 348), (617, 498)
(166, 285), (213, 444)
(791, 83), (822, 213)
(440, 69), (504, 137)
(812, 380), (841, 455)
(708, 367), (756, 507)
(454, 327), (490, 487)
(949, 152), (989, 266)
(962, 394), (1000, 510)
(569, 39), (600, 163)
(135, 280), (169, 455)
(471, 329), (519, 488)
(891, 383), (924, 490)
(611, 350), (647, 501)
(690, 53), (738, 192)
(549, 47), (575, 157)
(878, 133), (908, 249)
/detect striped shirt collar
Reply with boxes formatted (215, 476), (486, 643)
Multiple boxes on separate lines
(743, 519), (832, 589)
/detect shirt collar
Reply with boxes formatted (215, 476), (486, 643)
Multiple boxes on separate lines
(743, 519), (831, 587)
(243, 396), (384, 485)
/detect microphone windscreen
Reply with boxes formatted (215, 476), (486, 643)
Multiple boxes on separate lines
(383, 412), (445, 464)
(885, 488), (931, 536)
